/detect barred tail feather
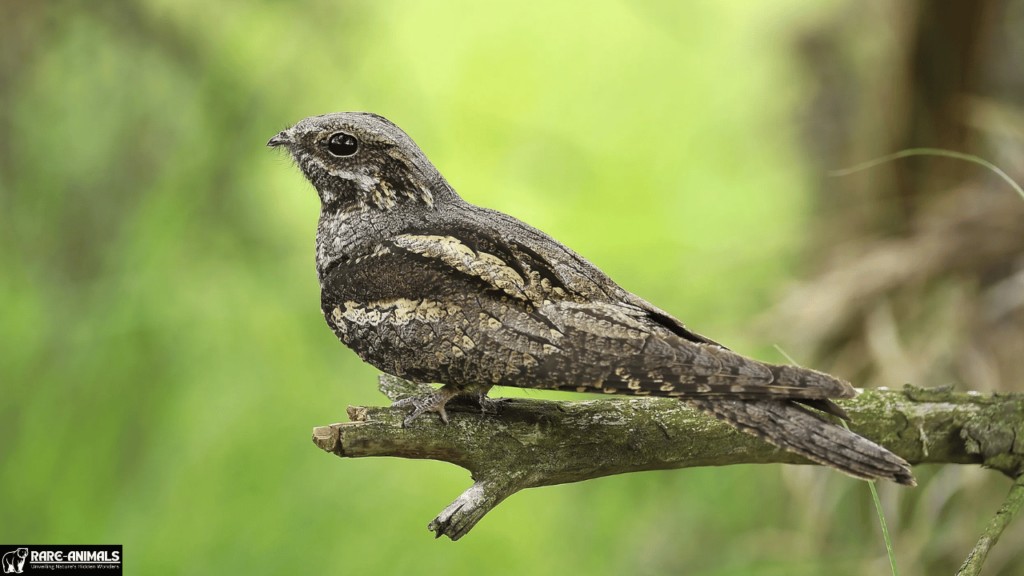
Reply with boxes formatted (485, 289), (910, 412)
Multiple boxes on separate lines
(687, 398), (916, 486)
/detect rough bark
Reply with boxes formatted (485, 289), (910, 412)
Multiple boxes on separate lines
(312, 375), (1024, 541)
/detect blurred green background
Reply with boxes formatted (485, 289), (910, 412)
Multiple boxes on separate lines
(2, 1), (1022, 575)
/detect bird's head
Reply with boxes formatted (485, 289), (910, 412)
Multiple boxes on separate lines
(268, 112), (451, 211)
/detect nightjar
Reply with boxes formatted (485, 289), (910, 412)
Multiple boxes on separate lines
(268, 112), (914, 486)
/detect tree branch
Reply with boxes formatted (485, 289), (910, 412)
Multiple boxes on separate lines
(312, 375), (1024, 541)
(956, 473), (1024, 576)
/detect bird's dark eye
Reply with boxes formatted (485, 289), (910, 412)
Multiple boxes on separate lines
(327, 132), (359, 157)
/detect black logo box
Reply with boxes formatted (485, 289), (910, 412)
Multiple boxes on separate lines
(1, 545), (121, 574)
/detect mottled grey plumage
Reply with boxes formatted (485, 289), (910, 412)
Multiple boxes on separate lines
(268, 112), (915, 486)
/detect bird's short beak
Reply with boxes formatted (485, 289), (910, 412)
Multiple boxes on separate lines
(267, 130), (293, 148)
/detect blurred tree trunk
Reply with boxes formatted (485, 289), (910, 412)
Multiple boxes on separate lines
(898, 0), (994, 213)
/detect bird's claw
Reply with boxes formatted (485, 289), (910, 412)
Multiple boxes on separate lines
(391, 385), (459, 427)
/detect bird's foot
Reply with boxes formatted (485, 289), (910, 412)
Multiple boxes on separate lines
(391, 385), (460, 427)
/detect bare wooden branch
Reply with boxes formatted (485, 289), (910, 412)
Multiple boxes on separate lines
(312, 375), (1024, 541)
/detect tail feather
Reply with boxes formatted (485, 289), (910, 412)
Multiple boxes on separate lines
(687, 397), (916, 486)
(597, 349), (859, 402)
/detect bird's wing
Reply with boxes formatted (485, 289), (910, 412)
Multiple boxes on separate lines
(321, 228), (855, 402)
(460, 206), (728, 347)
(518, 298), (855, 401)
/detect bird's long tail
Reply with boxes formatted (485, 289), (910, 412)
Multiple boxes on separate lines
(686, 397), (916, 486)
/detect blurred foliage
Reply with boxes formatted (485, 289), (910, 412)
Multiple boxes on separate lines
(1, 1), (1019, 575)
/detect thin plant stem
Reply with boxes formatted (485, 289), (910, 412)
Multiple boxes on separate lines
(857, 422), (899, 576)
(828, 148), (1024, 203)
(773, 345), (900, 576)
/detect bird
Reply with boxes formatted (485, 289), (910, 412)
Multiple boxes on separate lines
(268, 112), (915, 486)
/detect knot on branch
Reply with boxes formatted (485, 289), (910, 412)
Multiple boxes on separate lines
(960, 394), (1024, 477)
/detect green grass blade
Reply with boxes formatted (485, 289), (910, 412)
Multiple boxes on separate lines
(828, 147), (1024, 203)
(866, 457), (900, 576)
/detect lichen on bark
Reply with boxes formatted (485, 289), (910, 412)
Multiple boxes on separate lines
(312, 375), (1023, 541)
